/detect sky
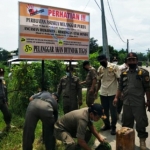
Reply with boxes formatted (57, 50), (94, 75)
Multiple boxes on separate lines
(0, 0), (150, 54)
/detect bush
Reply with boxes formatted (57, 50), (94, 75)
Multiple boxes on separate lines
(8, 60), (65, 116)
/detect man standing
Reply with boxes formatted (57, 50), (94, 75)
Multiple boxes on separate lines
(117, 58), (128, 118)
(96, 54), (120, 135)
(23, 89), (58, 150)
(57, 66), (82, 114)
(81, 61), (97, 107)
(113, 52), (150, 150)
(0, 68), (11, 132)
(54, 103), (106, 150)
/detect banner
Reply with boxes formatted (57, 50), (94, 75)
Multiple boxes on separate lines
(18, 2), (90, 60)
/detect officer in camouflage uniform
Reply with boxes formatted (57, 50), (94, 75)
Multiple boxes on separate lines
(54, 103), (106, 150)
(23, 88), (58, 150)
(57, 66), (82, 114)
(0, 68), (11, 132)
(113, 52), (150, 150)
(82, 61), (97, 107)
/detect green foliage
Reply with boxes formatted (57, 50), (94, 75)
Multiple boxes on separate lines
(90, 37), (99, 54)
(8, 60), (65, 116)
(0, 49), (10, 61)
(89, 52), (100, 69)
(136, 52), (147, 61)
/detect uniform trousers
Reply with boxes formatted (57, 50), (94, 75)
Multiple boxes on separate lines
(63, 97), (78, 114)
(86, 87), (96, 107)
(117, 98), (123, 114)
(23, 99), (55, 150)
(0, 102), (11, 125)
(122, 105), (148, 138)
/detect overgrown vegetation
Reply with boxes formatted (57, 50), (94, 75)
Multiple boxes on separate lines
(7, 60), (65, 116)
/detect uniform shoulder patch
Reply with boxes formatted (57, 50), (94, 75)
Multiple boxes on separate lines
(122, 70), (127, 75)
(138, 70), (142, 75)
(140, 68), (148, 73)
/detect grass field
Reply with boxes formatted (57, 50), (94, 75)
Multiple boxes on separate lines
(0, 91), (103, 150)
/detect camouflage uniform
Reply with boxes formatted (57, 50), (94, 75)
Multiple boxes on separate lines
(85, 67), (97, 107)
(57, 75), (82, 114)
(119, 67), (150, 138)
(54, 108), (92, 150)
(23, 91), (58, 150)
(0, 79), (11, 129)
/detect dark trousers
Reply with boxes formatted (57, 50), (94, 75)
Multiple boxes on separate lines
(86, 87), (96, 107)
(117, 98), (123, 114)
(122, 105), (148, 138)
(63, 97), (78, 114)
(0, 103), (11, 125)
(100, 95), (117, 129)
(23, 100), (55, 150)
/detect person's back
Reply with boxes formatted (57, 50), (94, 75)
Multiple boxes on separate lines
(55, 108), (89, 136)
(23, 90), (58, 150)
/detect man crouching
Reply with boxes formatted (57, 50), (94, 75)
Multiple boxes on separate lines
(54, 103), (106, 150)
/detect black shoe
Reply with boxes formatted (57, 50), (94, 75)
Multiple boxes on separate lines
(100, 126), (111, 131)
(110, 129), (116, 135)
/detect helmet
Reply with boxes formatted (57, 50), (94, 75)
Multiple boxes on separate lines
(95, 142), (112, 150)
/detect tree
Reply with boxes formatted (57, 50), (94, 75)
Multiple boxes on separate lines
(118, 49), (127, 64)
(0, 49), (10, 61)
(136, 52), (147, 62)
(89, 37), (99, 54)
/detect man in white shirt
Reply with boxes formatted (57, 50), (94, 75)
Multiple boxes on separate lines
(96, 54), (120, 135)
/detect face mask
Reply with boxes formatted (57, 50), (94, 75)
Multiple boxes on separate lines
(128, 64), (137, 69)
(100, 61), (107, 68)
